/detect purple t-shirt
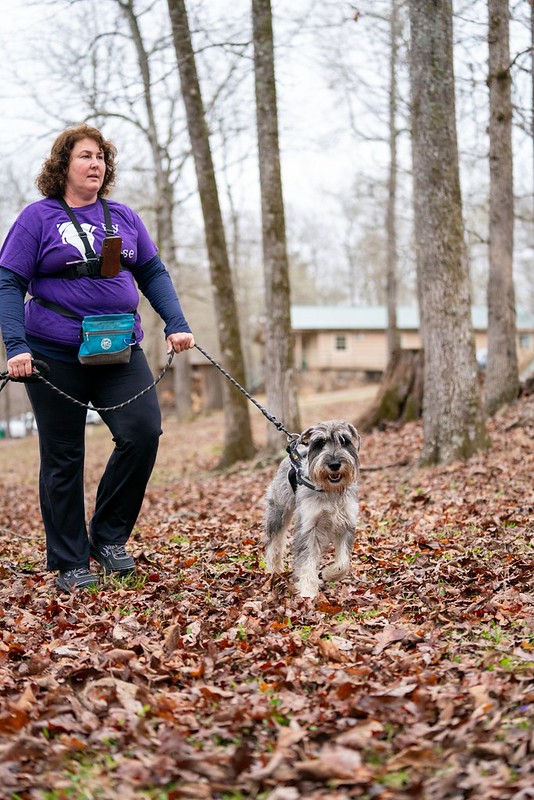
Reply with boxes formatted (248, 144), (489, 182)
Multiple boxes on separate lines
(0, 197), (157, 347)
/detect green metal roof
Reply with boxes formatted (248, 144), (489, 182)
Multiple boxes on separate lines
(290, 305), (534, 332)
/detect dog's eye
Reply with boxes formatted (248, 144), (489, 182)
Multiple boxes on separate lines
(341, 435), (351, 446)
(314, 438), (326, 449)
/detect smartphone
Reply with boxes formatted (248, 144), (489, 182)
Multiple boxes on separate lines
(101, 236), (122, 278)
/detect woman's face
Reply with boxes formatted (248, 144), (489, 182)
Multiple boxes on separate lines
(65, 137), (106, 201)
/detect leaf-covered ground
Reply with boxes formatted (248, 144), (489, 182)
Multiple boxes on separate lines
(0, 388), (533, 800)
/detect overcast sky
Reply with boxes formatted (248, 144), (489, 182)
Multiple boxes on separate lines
(0, 0), (390, 205)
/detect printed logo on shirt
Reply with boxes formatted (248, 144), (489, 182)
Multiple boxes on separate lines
(101, 222), (119, 235)
(57, 221), (96, 259)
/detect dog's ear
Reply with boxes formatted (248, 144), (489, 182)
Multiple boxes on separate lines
(299, 426), (315, 445)
(347, 423), (361, 452)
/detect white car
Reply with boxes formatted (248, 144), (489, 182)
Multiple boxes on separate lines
(86, 408), (103, 425)
(8, 418), (27, 438)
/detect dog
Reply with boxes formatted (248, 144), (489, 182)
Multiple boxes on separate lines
(264, 420), (361, 598)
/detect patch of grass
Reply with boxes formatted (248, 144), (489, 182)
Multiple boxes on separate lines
(100, 602), (135, 616)
(225, 552), (257, 568)
(498, 656), (534, 672)
(364, 750), (385, 766)
(18, 559), (37, 571)
(295, 624), (313, 642)
(170, 533), (190, 545)
(479, 623), (505, 645)
(382, 768), (411, 788)
(333, 610), (358, 623)
(220, 793), (271, 800)
(358, 607), (388, 621)
(38, 752), (118, 799)
(185, 735), (204, 749)
(106, 571), (149, 591)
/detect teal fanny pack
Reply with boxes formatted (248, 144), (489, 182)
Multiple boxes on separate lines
(78, 314), (136, 365)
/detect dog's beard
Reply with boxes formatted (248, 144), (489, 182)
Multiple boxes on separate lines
(308, 456), (358, 493)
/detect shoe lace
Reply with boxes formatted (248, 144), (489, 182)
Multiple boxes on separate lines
(102, 544), (128, 557)
(69, 567), (91, 577)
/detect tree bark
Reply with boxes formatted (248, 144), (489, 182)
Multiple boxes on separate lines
(531, 1), (534, 221)
(386, 0), (401, 361)
(252, 0), (301, 450)
(356, 348), (423, 433)
(485, 0), (519, 414)
(166, 0), (255, 467)
(173, 352), (193, 421)
(408, 0), (489, 464)
(119, 0), (193, 419)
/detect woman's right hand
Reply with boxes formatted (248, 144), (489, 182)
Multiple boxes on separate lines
(7, 353), (34, 379)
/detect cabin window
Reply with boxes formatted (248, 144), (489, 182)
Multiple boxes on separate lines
(335, 335), (347, 351)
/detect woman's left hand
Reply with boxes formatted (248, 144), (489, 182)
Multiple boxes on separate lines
(167, 332), (195, 354)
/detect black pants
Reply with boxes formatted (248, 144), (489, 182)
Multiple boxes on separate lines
(26, 348), (162, 571)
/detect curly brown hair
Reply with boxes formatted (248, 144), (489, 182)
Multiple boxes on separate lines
(35, 124), (117, 198)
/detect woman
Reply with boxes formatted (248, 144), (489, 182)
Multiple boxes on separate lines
(0, 124), (194, 592)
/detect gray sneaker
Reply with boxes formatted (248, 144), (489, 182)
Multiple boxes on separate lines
(90, 541), (135, 575)
(56, 567), (99, 592)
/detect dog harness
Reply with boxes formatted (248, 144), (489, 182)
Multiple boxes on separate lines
(286, 439), (323, 493)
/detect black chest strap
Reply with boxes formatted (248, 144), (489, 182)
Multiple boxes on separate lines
(48, 198), (118, 280)
(288, 466), (298, 494)
(58, 196), (114, 255)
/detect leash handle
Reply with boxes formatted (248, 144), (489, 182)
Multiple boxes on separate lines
(0, 359), (51, 384)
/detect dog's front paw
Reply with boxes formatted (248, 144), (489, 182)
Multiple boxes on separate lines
(322, 563), (351, 583)
(297, 577), (321, 598)
(264, 544), (286, 574)
(265, 558), (285, 575)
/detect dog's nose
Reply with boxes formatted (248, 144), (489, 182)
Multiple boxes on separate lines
(329, 461), (341, 471)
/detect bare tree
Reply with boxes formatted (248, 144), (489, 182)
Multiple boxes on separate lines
(252, 0), (300, 450)
(166, 0), (255, 467)
(386, 0), (401, 360)
(0, 337), (12, 439)
(530, 0), (534, 219)
(485, 0), (519, 414)
(408, 0), (489, 464)
(115, 0), (193, 419)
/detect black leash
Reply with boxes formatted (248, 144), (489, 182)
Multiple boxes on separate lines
(193, 344), (322, 492)
(193, 343), (296, 441)
(0, 352), (174, 413)
(1, 344), (322, 491)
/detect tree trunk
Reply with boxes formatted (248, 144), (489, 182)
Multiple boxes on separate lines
(485, 0), (519, 415)
(201, 368), (223, 413)
(408, 0), (489, 465)
(2, 382), (12, 440)
(166, 0), (255, 467)
(173, 351), (194, 421)
(119, 0), (193, 419)
(386, 0), (401, 361)
(356, 348), (423, 433)
(531, 0), (534, 221)
(252, 0), (301, 451)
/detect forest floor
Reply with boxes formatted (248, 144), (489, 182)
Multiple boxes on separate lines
(0, 384), (533, 800)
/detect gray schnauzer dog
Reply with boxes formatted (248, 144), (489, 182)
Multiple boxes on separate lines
(264, 420), (361, 598)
